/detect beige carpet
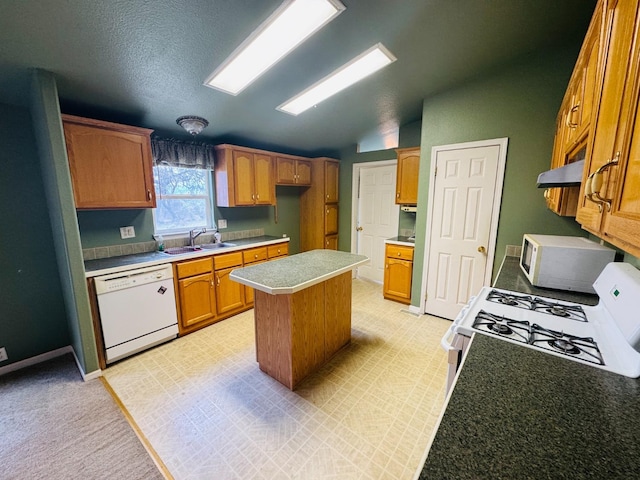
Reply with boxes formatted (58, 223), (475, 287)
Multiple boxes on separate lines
(0, 353), (165, 480)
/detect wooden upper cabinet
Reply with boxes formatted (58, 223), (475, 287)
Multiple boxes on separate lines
(577, 0), (640, 234)
(276, 157), (312, 185)
(395, 147), (420, 205)
(546, 2), (603, 217)
(214, 145), (275, 206)
(61, 114), (155, 209)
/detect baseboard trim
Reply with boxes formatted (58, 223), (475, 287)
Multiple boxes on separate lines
(0, 345), (102, 381)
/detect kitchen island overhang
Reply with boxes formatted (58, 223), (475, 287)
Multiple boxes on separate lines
(230, 250), (369, 389)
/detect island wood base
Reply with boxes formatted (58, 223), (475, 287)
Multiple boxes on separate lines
(254, 271), (352, 390)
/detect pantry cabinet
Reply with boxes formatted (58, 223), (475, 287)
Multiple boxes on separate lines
(383, 244), (414, 304)
(61, 114), (156, 209)
(214, 145), (275, 206)
(576, 0), (640, 256)
(395, 147), (420, 205)
(276, 156), (312, 186)
(300, 158), (340, 251)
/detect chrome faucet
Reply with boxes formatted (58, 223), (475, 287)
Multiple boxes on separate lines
(189, 228), (206, 247)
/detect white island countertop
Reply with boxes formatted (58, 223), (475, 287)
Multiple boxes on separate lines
(230, 249), (369, 295)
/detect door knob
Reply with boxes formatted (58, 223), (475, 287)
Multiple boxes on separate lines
(478, 246), (486, 254)
(356, 226), (363, 231)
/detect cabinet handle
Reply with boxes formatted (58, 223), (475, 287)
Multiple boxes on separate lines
(147, 189), (152, 200)
(565, 103), (580, 128)
(216, 275), (220, 287)
(254, 254), (258, 259)
(396, 192), (400, 198)
(256, 194), (259, 200)
(585, 153), (620, 213)
(326, 194), (330, 199)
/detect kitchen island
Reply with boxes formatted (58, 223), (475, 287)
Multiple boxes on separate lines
(230, 249), (368, 389)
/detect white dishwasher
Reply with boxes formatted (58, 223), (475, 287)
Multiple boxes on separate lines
(95, 264), (179, 364)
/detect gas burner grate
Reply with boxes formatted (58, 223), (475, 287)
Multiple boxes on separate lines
(486, 290), (534, 309)
(485, 290), (588, 322)
(530, 324), (604, 365)
(530, 298), (587, 322)
(472, 311), (530, 343)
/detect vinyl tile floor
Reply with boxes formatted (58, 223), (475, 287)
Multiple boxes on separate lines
(104, 279), (451, 480)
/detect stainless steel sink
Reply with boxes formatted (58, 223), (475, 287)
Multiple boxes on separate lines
(163, 246), (204, 255)
(200, 242), (236, 249)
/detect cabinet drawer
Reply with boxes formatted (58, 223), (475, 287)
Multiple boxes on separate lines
(243, 247), (268, 264)
(268, 243), (289, 258)
(385, 244), (414, 261)
(213, 251), (243, 270)
(176, 257), (213, 279)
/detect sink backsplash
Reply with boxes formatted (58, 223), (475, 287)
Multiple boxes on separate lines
(82, 228), (265, 260)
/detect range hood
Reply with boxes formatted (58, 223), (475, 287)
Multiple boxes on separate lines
(536, 159), (585, 188)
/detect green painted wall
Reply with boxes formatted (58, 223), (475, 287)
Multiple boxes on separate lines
(338, 120), (422, 250)
(0, 102), (70, 365)
(77, 178), (302, 254)
(412, 47), (588, 305)
(30, 70), (99, 374)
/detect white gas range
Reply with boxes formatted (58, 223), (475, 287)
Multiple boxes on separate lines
(442, 262), (640, 393)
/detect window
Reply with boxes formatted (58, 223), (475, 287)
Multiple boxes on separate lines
(153, 165), (214, 234)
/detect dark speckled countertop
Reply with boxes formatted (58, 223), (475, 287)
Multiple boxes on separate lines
(417, 256), (640, 479)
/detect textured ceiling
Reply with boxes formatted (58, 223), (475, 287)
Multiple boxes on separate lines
(0, 0), (596, 157)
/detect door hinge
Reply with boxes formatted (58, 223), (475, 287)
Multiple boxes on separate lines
(434, 166), (437, 177)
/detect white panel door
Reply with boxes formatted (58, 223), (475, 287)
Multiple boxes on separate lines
(356, 164), (399, 283)
(425, 145), (501, 319)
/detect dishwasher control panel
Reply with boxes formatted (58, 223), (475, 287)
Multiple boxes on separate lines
(94, 264), (174, 294)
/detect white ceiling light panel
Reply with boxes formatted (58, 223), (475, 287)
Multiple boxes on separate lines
(277, 43), (397, 116)
(204, 0), (346, 95)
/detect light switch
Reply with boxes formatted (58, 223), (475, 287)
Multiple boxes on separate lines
(218, 219), (227, 229)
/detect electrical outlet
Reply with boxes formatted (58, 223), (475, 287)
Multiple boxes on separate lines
(119, 226), (136, 239)
(217, 219), (227, 229)
(0, 347), (8, 362)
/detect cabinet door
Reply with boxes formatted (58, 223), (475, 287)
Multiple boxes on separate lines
(395, 148), (420, 205)
(254, 154), (275, 204)
(577, 0), (640, 232)
(325, 204), (339, 235)
(63, 117), (155, 209)
(325, 161), (339, 203)
(233, 150), (257, 205)
(276, 157), (296, 184)
(383, 258), (412, 304)
(178, 273), (216, 329)
(243, 259), (267, 306)
(296, 160), (312, 185)
(325, 234), (338, 250)
(215, 267), (245, 316)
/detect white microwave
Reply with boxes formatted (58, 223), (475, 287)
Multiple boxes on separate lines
(520, 234), (615, 294)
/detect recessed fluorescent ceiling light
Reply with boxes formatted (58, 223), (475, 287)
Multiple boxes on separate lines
(204, 0), (345, 95)
(277, 44), (397, 116)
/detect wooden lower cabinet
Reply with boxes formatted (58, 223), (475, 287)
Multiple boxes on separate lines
(383, 244), (414, 304)
(174, 241), (290, 335)
(178, 272), (216, 330)
(174, 257), (217, 335)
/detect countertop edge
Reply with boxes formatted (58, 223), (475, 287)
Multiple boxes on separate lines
(85, 237), (290, 278)
(385, 238), (415, 247)
(230, 256), (369, 294)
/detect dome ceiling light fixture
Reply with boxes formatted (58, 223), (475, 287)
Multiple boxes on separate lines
(176, 115), (209, 136)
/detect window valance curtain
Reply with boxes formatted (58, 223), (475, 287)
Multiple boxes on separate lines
(151, 137), (216, 169)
